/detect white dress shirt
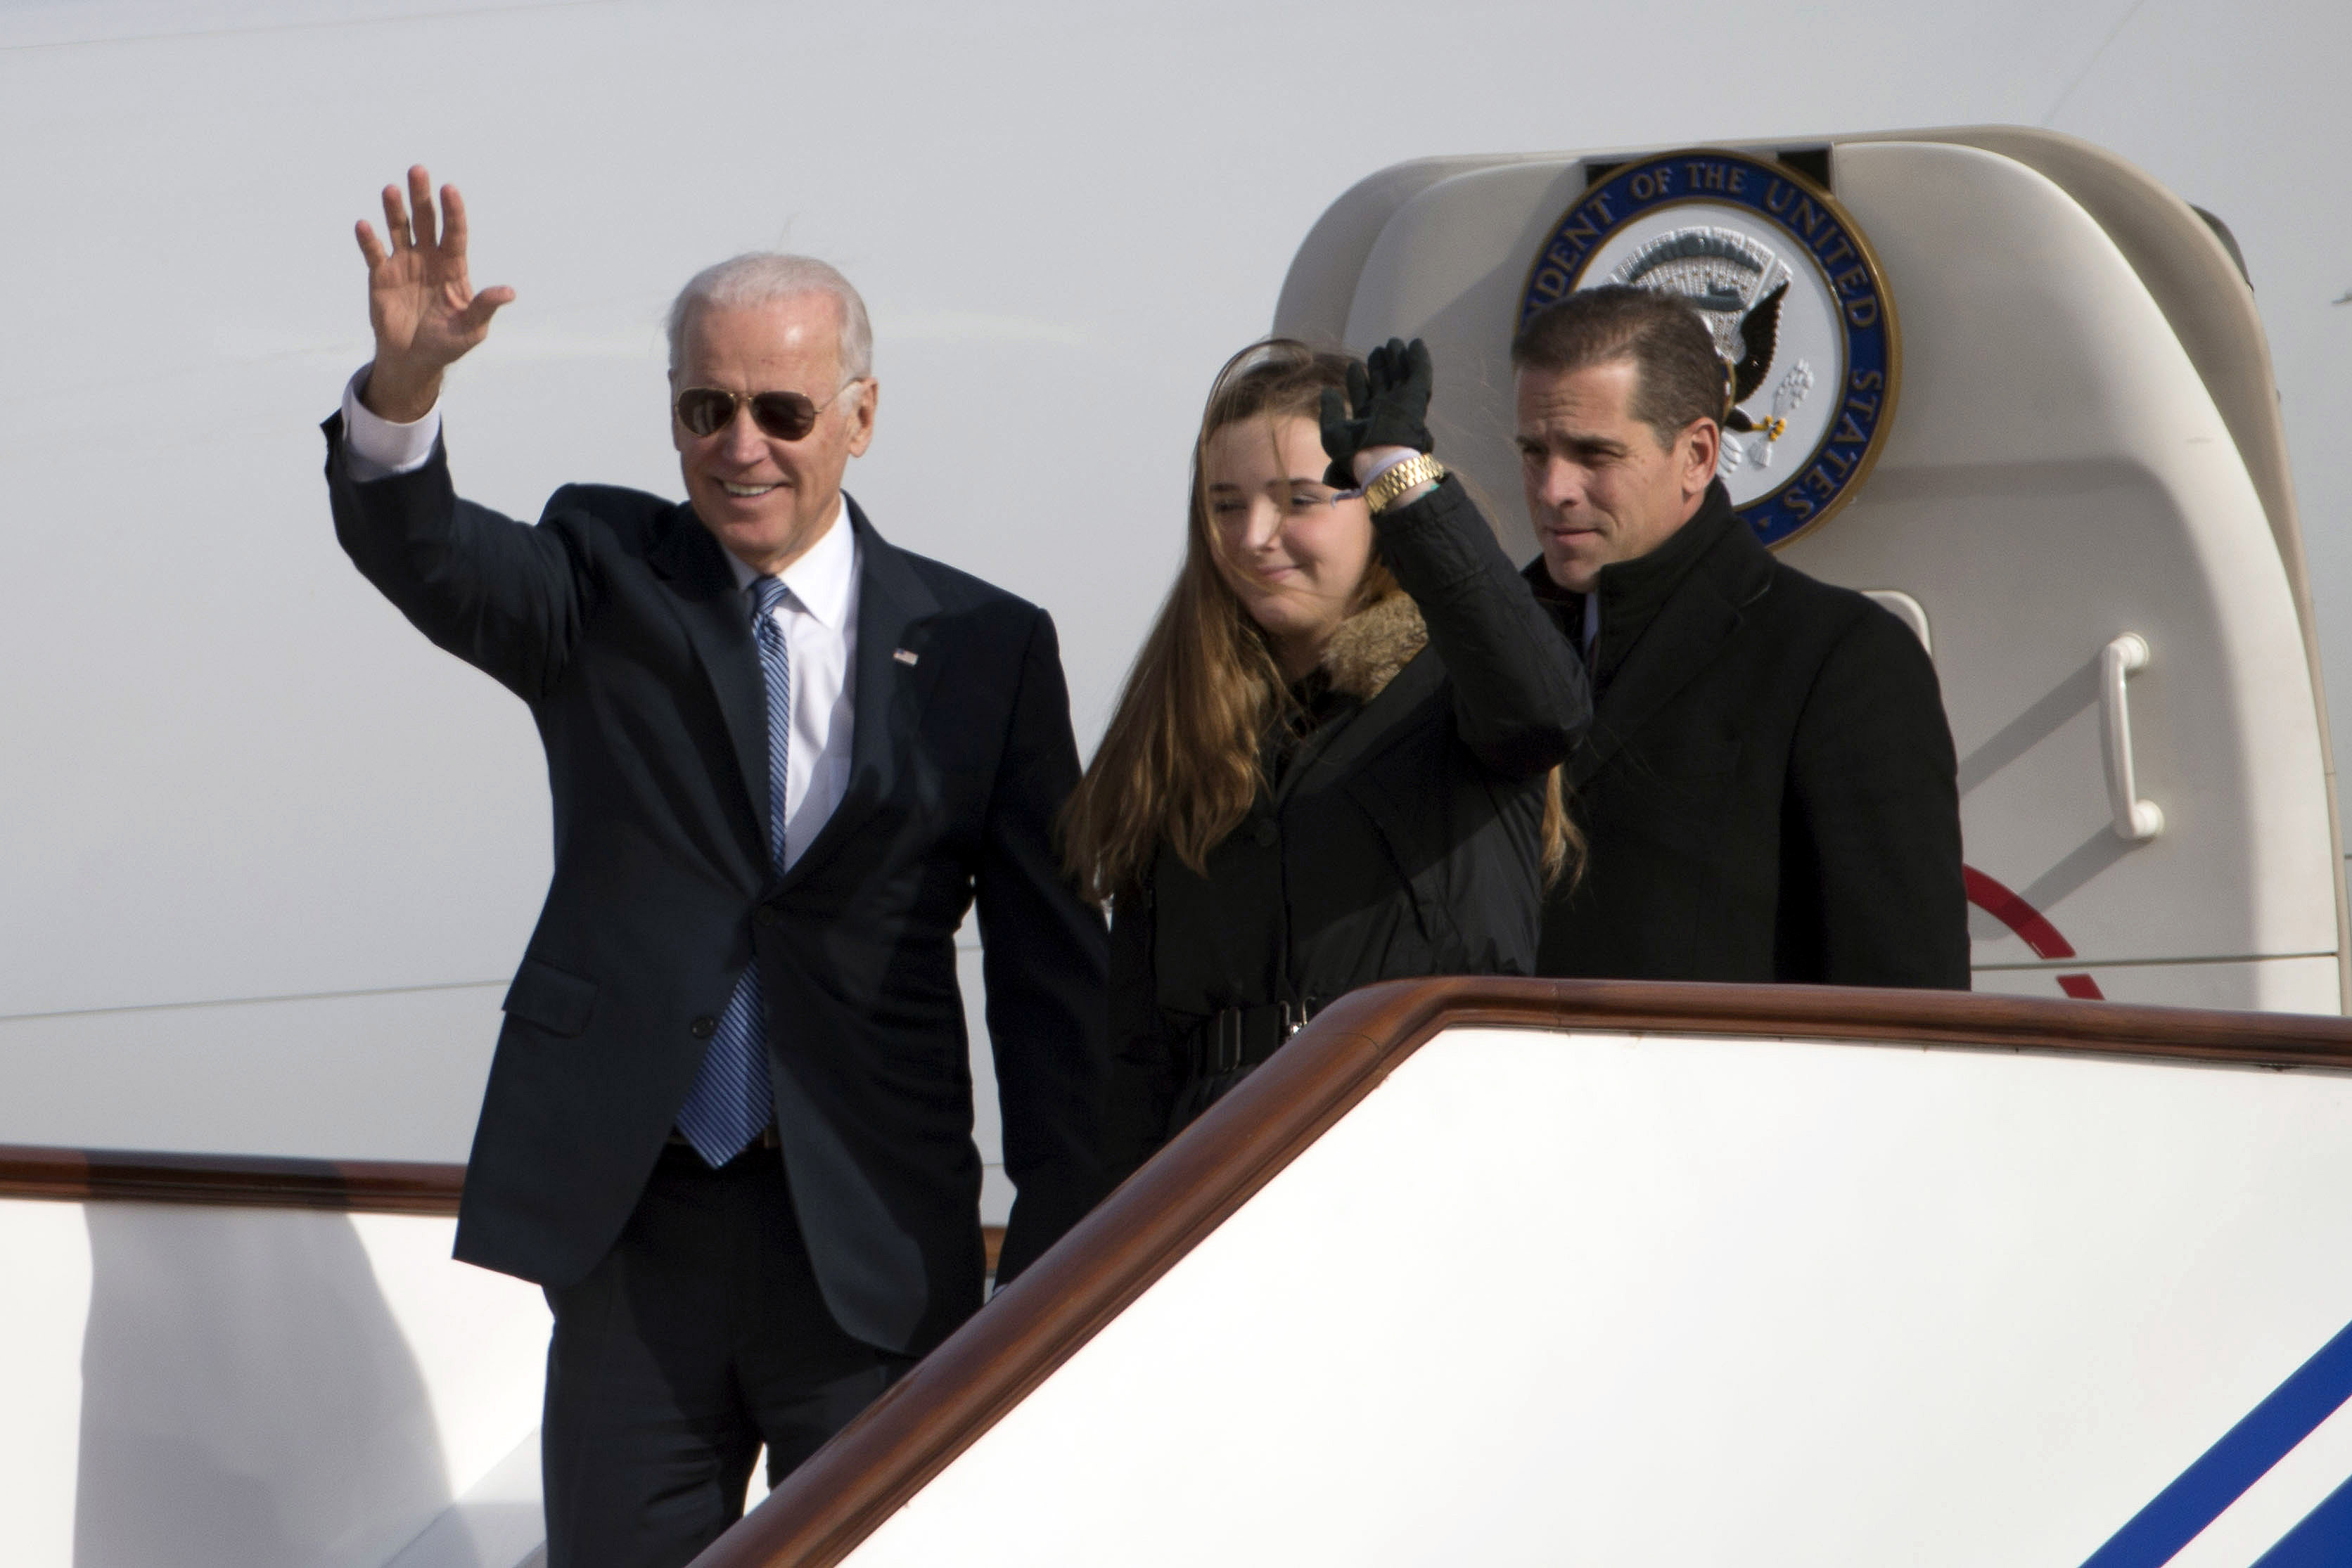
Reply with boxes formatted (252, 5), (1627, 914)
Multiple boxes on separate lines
(340, 369), (860, 868)
(721, 514), (859, 869)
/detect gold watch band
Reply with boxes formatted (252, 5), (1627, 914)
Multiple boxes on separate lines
(1364, 453), (1446, 514)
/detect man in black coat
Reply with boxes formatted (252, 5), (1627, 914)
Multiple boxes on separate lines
(1512, 287), (1968, 987)
(324, 169), (1108, 1568)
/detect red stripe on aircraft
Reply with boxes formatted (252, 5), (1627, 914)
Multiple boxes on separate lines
(1964, 864), (2107, 999)
(1963, 864), (2077, 959)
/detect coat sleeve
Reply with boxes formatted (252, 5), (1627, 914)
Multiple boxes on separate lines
(1782, 601), (1972, 988)
(1099, 879), (1184, 1187)
(973, 607), (1113, 1286)
(1372, 475), (1592, 780)
(321, 412), (591, 702)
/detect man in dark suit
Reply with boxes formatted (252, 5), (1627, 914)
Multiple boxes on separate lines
(323, 167), (1108, 1568)
(1512, 286), (1969, 987)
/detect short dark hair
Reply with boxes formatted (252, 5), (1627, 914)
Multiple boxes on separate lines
(1509, 285), (1727, 446)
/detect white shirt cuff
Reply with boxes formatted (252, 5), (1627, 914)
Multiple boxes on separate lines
(340, 366), (442, 480)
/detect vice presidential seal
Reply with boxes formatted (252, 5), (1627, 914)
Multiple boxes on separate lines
(1518, 147), (1899, 548)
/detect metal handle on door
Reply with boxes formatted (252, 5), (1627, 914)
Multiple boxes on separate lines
(2100, 634), (2164, 842)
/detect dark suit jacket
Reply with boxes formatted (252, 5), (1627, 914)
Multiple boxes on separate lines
(323, 418), (1108, 1356)
(1534, 482), (1969, 987)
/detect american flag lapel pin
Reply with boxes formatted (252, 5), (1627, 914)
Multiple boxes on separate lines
(893, 648), (919, 666)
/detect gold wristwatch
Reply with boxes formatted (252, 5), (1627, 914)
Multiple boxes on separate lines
(1364, 453), (1446, 514)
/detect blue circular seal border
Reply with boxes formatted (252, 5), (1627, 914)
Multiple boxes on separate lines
(1517, 147), (1900, 549)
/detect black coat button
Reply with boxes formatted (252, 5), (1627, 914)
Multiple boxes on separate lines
(690, 1015), (717, 1039)
(1254, 820), (1279, 847)
(755, 906), (780, 930)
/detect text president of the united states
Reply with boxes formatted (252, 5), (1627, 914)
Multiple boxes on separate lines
(321, 167), (1109, 1568)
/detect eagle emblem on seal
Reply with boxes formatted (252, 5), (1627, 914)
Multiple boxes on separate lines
(1519, 147), (1898, 546)
(1609, 226), (1817, 473)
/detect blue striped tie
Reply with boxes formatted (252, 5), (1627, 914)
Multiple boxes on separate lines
(674, 574), (791, 1167)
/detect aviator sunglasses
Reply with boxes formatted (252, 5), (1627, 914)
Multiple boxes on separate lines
(672, 378), (864, 442)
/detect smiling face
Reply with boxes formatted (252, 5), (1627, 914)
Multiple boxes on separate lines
(1204, 413), (1374, 681)
(671, 294), (876, 575)
(1515, 358), (1718, 593)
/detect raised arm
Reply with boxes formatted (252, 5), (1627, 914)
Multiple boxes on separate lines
(1321, 339), (1591, 779)
(354, 165), (515, 420)
(328, 167), (587, 702)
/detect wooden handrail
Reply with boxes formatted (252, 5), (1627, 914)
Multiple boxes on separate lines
(0, 1144), (1012, 1271)
(693, 977), (2352, 1568)
(0, 1143), (467, 1214)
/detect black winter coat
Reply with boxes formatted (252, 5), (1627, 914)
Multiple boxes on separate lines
(1532, 480), (1969, 987)
(1104, 476), (1591, 1176)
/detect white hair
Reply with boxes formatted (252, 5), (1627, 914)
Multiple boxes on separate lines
(665, 252), (874, 380)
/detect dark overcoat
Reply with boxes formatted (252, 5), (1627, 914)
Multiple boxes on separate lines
(1532, 481), (1969, 987)
(324, 419), (1108, 1356)
(1104, 477), (1592, 1175)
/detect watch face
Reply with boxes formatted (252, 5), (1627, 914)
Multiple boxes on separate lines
(1519, 147), (1900, 549)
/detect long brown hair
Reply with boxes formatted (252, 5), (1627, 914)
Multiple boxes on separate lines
(1059, 338), (1576, 904)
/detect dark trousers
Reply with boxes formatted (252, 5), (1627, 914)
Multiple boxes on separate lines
(541, 1143), (910, 1568)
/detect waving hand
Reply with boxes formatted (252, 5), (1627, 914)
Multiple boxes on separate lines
(1318, 337), (1436, 489)
(353, 165), (515, 421)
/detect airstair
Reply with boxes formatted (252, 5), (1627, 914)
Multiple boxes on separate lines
(13, 982), (2352, 1567)
(703, 981), (2352, 1565)
(0, 1148), (547, 1568)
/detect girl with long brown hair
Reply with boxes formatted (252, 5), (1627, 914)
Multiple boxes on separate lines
(1063, 338), (1590, 1174)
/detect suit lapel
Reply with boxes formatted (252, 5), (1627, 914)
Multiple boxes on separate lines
(648, 506), (772, 844)
(1571, 529), (1770, 788)
(776, 497), (943, 889)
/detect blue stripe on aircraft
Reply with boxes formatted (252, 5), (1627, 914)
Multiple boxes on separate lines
(2248, 1471), (2352, 1566)
(2080, 1316), (2352, 1568)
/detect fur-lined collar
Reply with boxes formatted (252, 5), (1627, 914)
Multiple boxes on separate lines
(1319, 591), (1428, 700)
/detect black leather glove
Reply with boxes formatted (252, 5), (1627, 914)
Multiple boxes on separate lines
(1319, 337), (1436, 489)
